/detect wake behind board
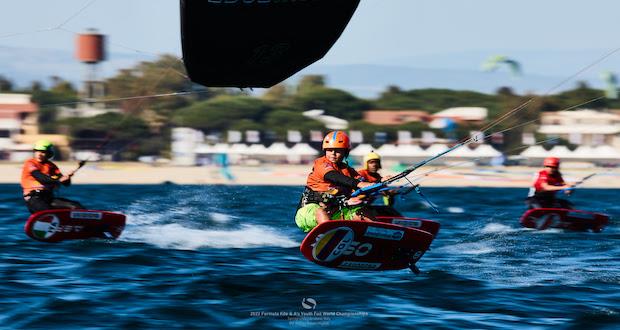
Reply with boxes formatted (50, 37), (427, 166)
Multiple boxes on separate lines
(300, 220), (436, 271)
(24, 209), (126, 243)
(520, 208), (609, 232)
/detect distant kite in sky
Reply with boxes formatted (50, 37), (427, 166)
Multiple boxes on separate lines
(482, 55), (522, 76)
(600, 71), (618, 99)
(181, 0), (360, 88)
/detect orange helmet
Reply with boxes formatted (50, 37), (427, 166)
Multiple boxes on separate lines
(322, 131), (350, 150)
(543, 157), (560, 167)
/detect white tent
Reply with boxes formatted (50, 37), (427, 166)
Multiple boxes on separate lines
(447, 145), (476, 158)
(194, 143), (213, 154)
(195, 143), (231, 154)
(396, 144), (428, 157)
(264, 142), (290, 155)
(548, 145), (573, 158)
(290, 143), (319, 156)
(424, 144), (449, 156)
(350, 144), (375, 157)
(212, 143), (231, 154)
(571, 146), (595, 159)
(247, 144), (268, 155)
(591, 145), (620, 159)
(228, 143), (250, 154)
(520, 146), (548, 158)
(472, 144), (502, 158)
(376, 144), (401, 157)
(287, 143), (318, 164)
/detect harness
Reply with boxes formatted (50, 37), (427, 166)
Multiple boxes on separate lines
(23, 189), (54, 202)
(299, 186), (340, 206)
(296, 186), (376, 221)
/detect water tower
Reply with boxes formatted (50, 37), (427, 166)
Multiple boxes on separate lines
(75, 29), (106, 104)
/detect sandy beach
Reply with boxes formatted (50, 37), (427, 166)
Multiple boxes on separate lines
(2, 161), (620, 188)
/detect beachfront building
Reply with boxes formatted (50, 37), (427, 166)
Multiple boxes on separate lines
(430, 107), (488, 126)
(538, 109), (620, 147)
(0, 94), (36, 160)
(516, 109), (620, 166)
(363, 110), (430, 125)
(302, 109), (348, 130)
(57, 104), (122, 119)
(171, 127), (204, 165)
(0, 93), (38, 146)
(0, 93), (71, 161)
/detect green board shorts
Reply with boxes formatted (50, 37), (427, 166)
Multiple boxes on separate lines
(295, 204), (362, 232)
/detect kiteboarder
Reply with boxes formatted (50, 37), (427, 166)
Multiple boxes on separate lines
(295, 131), (374, 232)
(357, 151), (383, 183)
(21, 140), (85, 214)
(357, 151), (396, 207)
(525, 157), (574, 209)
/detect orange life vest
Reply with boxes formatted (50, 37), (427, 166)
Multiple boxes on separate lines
(357, 169), (382, 183)
(21, 158), (61, 196)
(306, 156), (359, 193)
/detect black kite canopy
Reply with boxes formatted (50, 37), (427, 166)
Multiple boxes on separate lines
(181, 0), (360, 88)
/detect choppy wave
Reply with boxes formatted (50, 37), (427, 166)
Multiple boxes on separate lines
(121, 223), (299, 250)
(480, 223), (518, 234)
(1, 184), (619, 329)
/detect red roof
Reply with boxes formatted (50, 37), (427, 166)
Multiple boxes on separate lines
(0, 103), (38, 120)
(0, 103), (38, 112)
(363, 110), (430, 125)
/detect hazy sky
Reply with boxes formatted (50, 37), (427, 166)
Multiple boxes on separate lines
(1, 0), (620, 66)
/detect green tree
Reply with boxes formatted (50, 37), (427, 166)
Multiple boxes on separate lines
(375, 87), (498, 114)
(296, 75), (326, 94)
(262, 83), (292, 108)
(263, 110), (323, 140)
(173, 95), (271, 132)
(0, 75), (13, 91)
(548, 81), (607, 110)
(29, 78), (78, 133)
(61, 113), (152, 160)
(291, 87), (372, 120)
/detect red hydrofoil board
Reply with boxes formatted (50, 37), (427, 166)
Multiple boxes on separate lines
(24, 209), (126, 243)
(300, 220), (438, 271)
(375, 216), (441, 237)
(520, 208), (609, 232)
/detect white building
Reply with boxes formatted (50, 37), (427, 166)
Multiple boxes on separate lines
(57, 104), (122, 119)
(0, 93), (38, 159)
(432, 107), (488, 122)
(538, 109), (620, 147)
(171, 127), (204, 165)
(302, 109), (348, 130)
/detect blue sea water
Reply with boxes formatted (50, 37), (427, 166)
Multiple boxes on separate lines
(1, 184), (619, 329)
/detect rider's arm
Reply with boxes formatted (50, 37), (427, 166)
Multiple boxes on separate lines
(540, 182), (571, 191)
(60, 176), (72, 186)
(324, 170), (359, 188)
(54, 165), (72, 186)
(324, 171), (372, 189)
(31, 170), (60, 185)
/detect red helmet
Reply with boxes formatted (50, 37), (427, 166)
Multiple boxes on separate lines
(543, 157), (560, 167)
(322, 131), (351, 150)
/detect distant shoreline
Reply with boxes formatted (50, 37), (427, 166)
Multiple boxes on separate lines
(1, 161), (619, 188)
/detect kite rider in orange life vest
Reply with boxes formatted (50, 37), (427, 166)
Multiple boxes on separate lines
(21, 140), (85, 214)
(526, 157), (575, 209)
(357, 151), (397, 207)
(294, 131), (375, 232)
